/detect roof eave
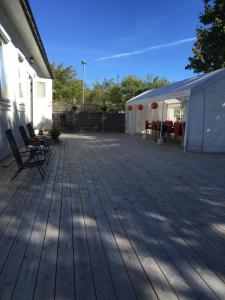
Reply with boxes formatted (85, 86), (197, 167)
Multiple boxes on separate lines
(19, 0), (53, 79)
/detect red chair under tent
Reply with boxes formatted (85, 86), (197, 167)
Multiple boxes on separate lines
(144, 118), (186, 143)
(174, 122), (183, 137)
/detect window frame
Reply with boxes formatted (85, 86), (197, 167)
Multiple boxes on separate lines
(0, 40), (8, 100)
(36, 81), (46, 98)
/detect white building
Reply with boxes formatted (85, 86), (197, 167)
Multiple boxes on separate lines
(126, 68), (225, 152)
(0, 0), (52, 160)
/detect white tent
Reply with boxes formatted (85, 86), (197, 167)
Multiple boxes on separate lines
(125, 68), (225, 152)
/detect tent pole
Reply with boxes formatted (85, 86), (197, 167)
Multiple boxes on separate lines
(157, 100), (164, 144)
(183, 98), (190, 151)
(131, 109), (134, 135)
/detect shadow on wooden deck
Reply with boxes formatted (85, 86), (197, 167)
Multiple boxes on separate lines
(0, 133), (225, 300)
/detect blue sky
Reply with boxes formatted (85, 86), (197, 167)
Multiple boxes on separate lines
(29, 0), (204, 86)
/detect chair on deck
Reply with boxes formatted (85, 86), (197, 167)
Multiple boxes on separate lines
(5, 129), (46, 180)
(26, 123), (51, 155)
(19, 125), (49, 164)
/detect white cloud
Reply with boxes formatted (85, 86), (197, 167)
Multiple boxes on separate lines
(96, 37), (196, 61)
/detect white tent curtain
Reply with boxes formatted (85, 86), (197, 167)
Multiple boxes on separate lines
(126, 99), (184, 135)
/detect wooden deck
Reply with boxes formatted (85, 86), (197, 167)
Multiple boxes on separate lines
(1, 133), (225, 300)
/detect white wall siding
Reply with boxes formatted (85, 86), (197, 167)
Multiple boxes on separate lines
(0, 21), (52, 161)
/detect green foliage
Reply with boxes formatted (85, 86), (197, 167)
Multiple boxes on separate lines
(186, 0), (225, 73)
(120, 76), (144, 101)
(86, 75), (168, 112)
(51, 63), (83, 103)
(120, 74), (169, 103)
(51, 62), (168, 111)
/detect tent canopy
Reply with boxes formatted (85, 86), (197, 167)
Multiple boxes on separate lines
(127, 68), (225, 105)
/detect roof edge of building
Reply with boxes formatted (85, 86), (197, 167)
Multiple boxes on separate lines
(19, 0), (53, 79)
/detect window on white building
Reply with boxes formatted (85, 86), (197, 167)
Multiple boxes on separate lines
(18, 57), (24, 98)
(0, 42), (8, 99)
(36, 82), (46, 98)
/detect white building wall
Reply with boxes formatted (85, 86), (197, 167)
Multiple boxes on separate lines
(0, 21), (52, 161)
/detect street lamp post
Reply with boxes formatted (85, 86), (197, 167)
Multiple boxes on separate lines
(81, 60), (87, 110)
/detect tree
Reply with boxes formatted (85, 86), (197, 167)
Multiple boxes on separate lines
(120, 76), (144, 101)
(186, 0), (225, 73)
(86, 79), (123, 111)
(51, 62), (168, 111)
(143, 74), (169, 91)
(51, 63), (83, 103)
(86, 74), (168, 111)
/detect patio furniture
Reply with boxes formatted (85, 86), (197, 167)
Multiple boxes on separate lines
(26, 123), (52, 155)
(174, 122), (183, 137)
(19, 126), (49, 164)
(151, 121), (157, 136)
(5, 129), (46, 180)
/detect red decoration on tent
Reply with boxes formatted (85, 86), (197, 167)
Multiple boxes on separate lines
(127, 105), (133, 111)
(137, 104), (143, 110)
(151, 102), (158, 109)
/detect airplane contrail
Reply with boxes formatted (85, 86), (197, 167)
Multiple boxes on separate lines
(96, 37), (196, 61)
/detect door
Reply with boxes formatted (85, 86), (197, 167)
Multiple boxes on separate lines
(33, 78), (52, 129)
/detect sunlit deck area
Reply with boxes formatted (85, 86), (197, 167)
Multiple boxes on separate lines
(1, 133), (225, 300)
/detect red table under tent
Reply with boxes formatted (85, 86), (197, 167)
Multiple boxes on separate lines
(125, 68), (225, 152)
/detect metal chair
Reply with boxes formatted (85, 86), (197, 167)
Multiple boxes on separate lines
(5, 129), (46, 180)
(19, 125), (49, 164)
(26, 122), (36, 139)
(26, 123), (51, 155)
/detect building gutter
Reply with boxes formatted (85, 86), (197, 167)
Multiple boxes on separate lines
(19, 0), (53, 79)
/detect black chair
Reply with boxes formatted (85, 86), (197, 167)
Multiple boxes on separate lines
(19, 126), (49, 164)
(26, 122), (36, 139)
(26, 123), (51, 155)
(18, 125), (31, 146)
(5, 129), (46, 180)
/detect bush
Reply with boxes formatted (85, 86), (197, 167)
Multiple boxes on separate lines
(50, 126), (61, 141)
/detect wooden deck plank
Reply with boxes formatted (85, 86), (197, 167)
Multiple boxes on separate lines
(77, 144), (159, 300)
(80, 136), (195, 300)
(0, 171), (35, 236)
(0, 133), (225, 300)
(78, 136), (178, 300)
(55, 194), (75, 300)
(114, 141), (225, 284)
(0, 179), (38, 273)
(71, 190), (96, 300)
(86, 181), (137, 300)
(55, 141), (75, 300)
(74, 140), (118, 300)
(33, 147), (64, 300)
(12, 150), (60, 300)
(83, 135), (222, 297)
(68, 138), (97, 300)
(80, 187), (117, 300)
(0, 173), (42, 300)
(107, 175), (223, 299)
(116, 139), (225, 298)
(76, 137), (138, 300)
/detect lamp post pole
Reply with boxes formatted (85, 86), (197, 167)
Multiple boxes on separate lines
(81, 60), (87, 110)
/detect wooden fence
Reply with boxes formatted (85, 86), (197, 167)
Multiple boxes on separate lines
(53, 111), (125, 133)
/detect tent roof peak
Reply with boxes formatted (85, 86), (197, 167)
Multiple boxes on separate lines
(127, 68), (225, 105)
